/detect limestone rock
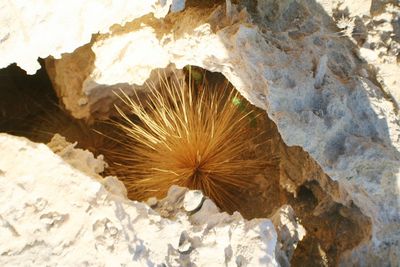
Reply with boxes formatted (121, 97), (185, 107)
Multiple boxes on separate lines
(329, 1), (400, 109)
(271, 205), (306, 267)
(183, 190), (204, 212)
(47, 134), (107, 179)
(0, 0), (173, 74)
(1, 0), (399, 265)
(0, 133), (289, 266)
(42, 1), (399, 264)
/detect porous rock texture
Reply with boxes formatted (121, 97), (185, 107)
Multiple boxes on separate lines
(41, 1), (400, 265)
(0, 133), (302, 266)
(0, 0), (177, 74)
(0, 0), (399, 265)
(327, 0), (400, 107)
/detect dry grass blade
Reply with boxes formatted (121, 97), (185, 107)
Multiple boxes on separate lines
(109, 72), (269, 212)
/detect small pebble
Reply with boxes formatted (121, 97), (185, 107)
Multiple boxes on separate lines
(178, 241), (191, 253)
(178, 231), (191, 253)
(183, 190), (204, 212)
(146, 197), (158, 207)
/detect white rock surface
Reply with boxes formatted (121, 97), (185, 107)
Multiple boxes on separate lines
(0, 0), (173, 74)
(1, 0), (399, 264)
(183, 190), (204, 212)
(0, 133), (285, 266)
(47, 134), (107, 179)
(331, 1), (400, 110)
(317, 0), (372, 17)
(41, 1), (400, 264)
(271, 205), (306, 267)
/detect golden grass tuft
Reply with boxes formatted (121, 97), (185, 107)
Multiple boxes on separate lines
(109, 72), (269, 211)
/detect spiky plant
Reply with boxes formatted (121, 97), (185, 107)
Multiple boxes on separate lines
(110, 72), (268, 211)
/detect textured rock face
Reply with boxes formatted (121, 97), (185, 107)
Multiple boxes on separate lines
(270, 205), (306, 267)
(0, 133), (298, 266)
(325, 1), (400, 107)
(0, 0), (174, 74)
(42, 1), (399, 264)
(0, 0), (399, 265)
